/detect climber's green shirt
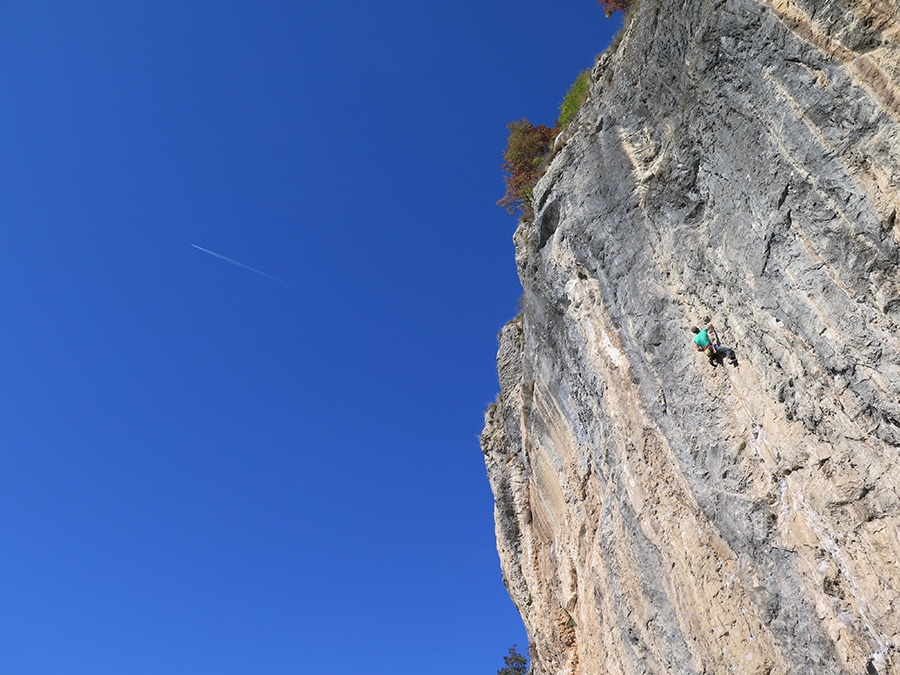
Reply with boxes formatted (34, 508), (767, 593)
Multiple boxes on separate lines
(693, 328), (711, 350)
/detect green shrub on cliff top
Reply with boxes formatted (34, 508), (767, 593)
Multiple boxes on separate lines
(558, 69), (591, 130)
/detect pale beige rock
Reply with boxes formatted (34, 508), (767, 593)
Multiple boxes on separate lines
(482, 0), (900, 673)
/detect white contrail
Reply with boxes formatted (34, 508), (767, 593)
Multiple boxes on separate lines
(191, 244), (297, 289)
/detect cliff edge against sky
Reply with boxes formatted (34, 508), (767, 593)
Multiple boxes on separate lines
(482, 0), (900, 673)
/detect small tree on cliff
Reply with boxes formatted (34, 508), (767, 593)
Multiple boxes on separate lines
(498, 119), (555, 219)
(498, 644), (528, 675)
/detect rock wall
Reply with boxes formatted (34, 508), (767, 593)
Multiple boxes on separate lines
(481, 0), (900, 673)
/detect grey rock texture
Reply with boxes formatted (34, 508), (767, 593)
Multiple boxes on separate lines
(481, 0), (900, 673)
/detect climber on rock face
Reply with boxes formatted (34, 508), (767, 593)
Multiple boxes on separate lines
(691, 324), (738, 368)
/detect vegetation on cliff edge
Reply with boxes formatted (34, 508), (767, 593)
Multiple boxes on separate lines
(499, 4), (627, 220)
(598, 0), (631, 17)
(558, 69), (592, 130)
(497, 644), (528, 675)
(498, 120), (556, 218)
(498, 66), (593, 219)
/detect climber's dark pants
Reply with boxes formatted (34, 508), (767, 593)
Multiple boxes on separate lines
(706, 345), (736, 367)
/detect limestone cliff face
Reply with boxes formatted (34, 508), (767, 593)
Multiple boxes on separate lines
(481, 1), (900, 673)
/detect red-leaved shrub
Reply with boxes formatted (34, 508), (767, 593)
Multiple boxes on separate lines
(498, 119), (556, 218)
(598, 0), (631, 17)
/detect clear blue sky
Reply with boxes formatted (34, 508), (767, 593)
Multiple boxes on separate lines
(0, 3), (620, 673)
